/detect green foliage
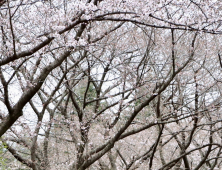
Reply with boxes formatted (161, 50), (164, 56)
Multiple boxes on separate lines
(0, 141), (9, 170)
(77, 83), (96, 103)
(134, 98), (142, 107)
(74, 82), (108, 112)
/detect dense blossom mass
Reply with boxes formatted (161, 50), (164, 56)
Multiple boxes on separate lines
(1, 0), (222, 169)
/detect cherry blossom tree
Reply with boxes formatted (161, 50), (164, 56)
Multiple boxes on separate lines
(1, 0), (222, 169)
